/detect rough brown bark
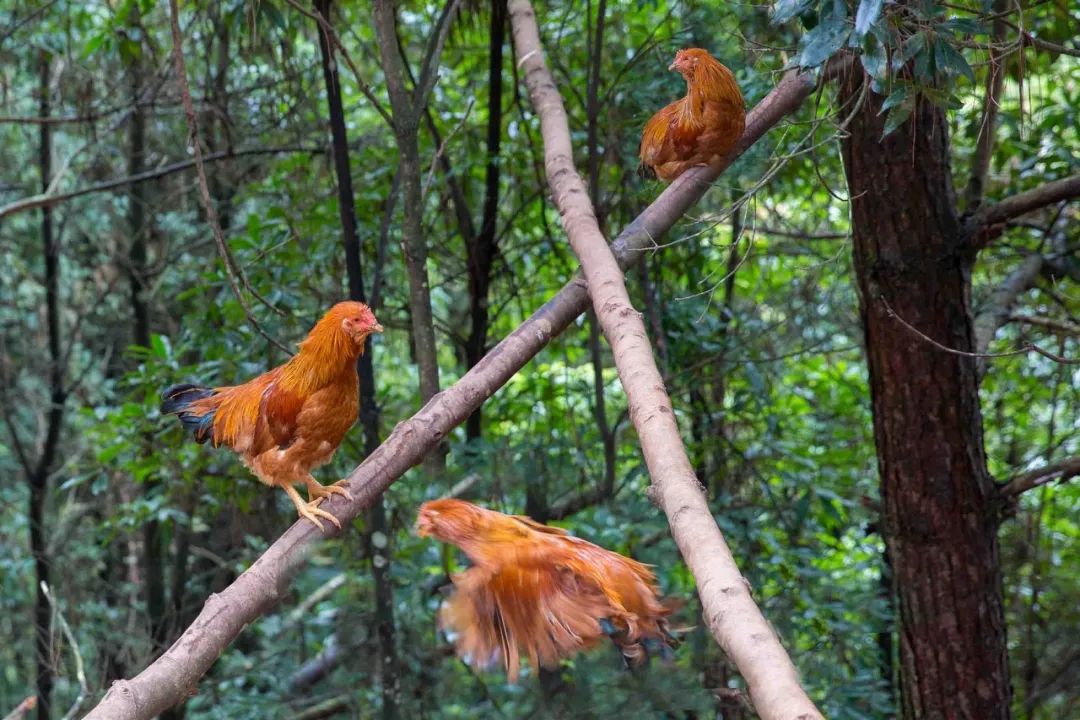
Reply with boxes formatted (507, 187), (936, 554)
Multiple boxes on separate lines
(509, 2), (822, 717)
(84, 63), (830, 720)
(839, 69), (1010, 719)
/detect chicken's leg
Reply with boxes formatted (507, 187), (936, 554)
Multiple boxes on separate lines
(282, 483), (341, 531)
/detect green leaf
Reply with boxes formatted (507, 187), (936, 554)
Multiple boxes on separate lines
(772, 0), (811, 24)
(854, 0), (883, 37)
(799, 14), (851, 69)
(941, 18), (987, 35)
(934, 38), (975, 84)
(879, 85), (910, 112)
(118, 37), (141, 64)
(902, 31), (927, 63)
(860, 34), (888, 80)
(150, 333), (171, 360)
(913, 39), (932, 81)
(259, 1), (287, 31)
(82, 33), (108, 58)
(881, 95), (916, 138)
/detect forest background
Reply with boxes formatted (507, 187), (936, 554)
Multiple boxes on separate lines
(1, 0), (1078, 719)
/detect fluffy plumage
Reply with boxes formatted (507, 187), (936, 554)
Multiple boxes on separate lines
(416, 499), (677, 681)
(161, 301), (382, 530)
(639, 48), (745, 181)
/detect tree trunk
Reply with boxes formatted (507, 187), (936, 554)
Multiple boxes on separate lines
(31, 49), (59, 720)
(127, 48), (169, 659)
(371, 0), (445, 473)
(839, 70), (1010, 719)
(315, 3), (398, 716)
(464, 0), (506, 440)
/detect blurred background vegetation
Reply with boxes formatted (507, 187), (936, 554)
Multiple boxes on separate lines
(1, 0), (1077, 718)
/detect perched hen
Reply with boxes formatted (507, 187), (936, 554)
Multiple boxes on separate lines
(639, 48), (745, 181)
(416, 499), (677, 681)
(161, 301), (382, 531)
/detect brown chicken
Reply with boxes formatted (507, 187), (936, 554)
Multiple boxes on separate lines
(416, 499), (677, 681)
(161, 301), (382, 531)
(639, 48), (745, 181)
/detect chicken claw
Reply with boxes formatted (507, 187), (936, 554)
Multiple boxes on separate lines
(305, 477), (353, 502)
(284, 484), (341, 532)
(297, 501), (342, 532)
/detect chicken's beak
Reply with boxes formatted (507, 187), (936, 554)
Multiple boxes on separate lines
(371, 322), (384, 334)
(415, 513), (433, 537)
(668, 61), (678, 71)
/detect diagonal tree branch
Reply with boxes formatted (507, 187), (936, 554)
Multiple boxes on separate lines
(999, 456), (1080, 498)
(508, 1), (821, 718)
(967, 173), (1080, 246)
(83, 52), (835, 720)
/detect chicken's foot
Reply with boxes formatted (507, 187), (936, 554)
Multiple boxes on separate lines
(283, 483), (341, 531)
(304, 476), (353, 502)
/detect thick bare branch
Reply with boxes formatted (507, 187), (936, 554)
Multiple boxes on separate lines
(1000, 457), (1080, 498)
(83, 49), (832, 720)
(508, 1), (820, 718)
(968, 173), (1080, 243)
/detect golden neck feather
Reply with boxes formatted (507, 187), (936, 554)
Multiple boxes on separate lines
(279, 318), (362, 393)
(680, 60), (739, 119)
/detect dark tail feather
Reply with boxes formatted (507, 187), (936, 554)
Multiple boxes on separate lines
(161, 383), (217, 444)
(636, 161), (657, 181)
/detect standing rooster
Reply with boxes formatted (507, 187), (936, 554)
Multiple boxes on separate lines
(639, 48), (745, 181)
(416, 499), (677, 681)
(161, 301), (382, 531)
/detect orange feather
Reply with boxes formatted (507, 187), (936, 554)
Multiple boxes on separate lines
(639, 48), (745, 181)
(416, 499), (678, 681)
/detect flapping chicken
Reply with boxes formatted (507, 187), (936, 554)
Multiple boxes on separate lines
(161, 301), (382, 531)
(416, 499), (677, 681)
(639, 48), (745, 181)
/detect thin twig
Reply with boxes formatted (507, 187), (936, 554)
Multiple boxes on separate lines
(41, 583), (89, 720)
(168, 0), (291, 353)
(880, 295), (1079, 365)
(421, 97), (474, 202)
(1008, 314), (1080, 336)
(413, 0), (464, 110)
(0, 146), (320, 220)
